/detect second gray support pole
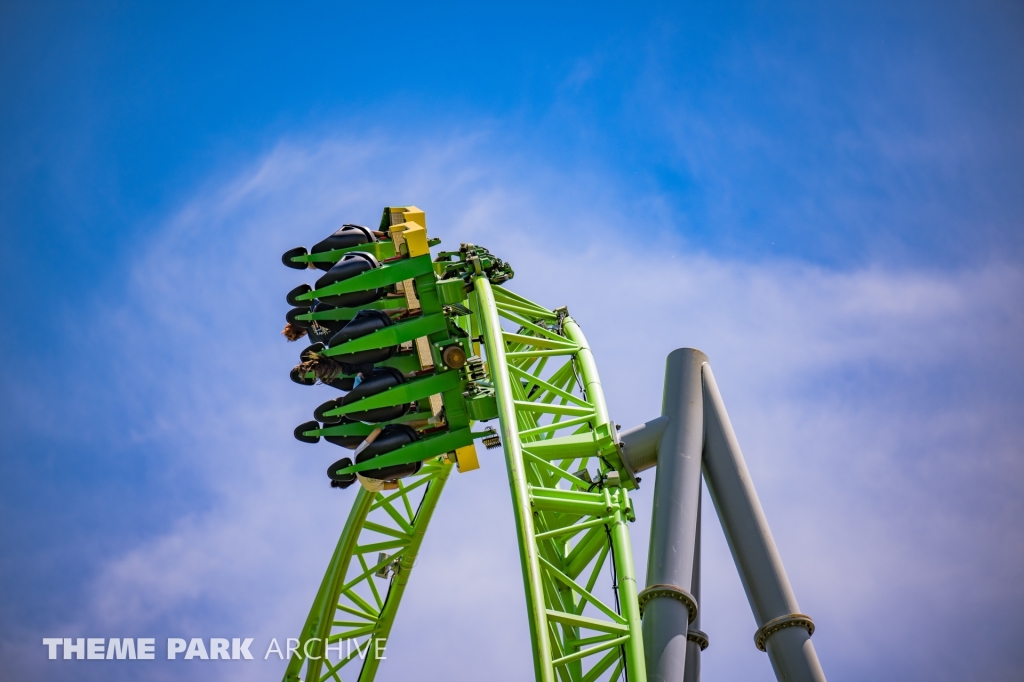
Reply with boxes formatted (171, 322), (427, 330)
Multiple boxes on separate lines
(701, 363), (826, 682)
(643, 348), (707, 682)
(682, 484), (704, 682)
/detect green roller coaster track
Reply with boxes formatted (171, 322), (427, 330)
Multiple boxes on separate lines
(280, 206), (646, 682)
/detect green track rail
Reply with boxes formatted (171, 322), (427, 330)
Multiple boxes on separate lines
(474, 279), (646, 682)
(281, 207), (645, 681)
(284, 460), (453, 682)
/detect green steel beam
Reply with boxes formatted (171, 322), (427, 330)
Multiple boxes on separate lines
(474, 277), (555, 682)
(283, 228), (646, 682)
(330, 428), (476, 476)
(323, 314), (447, 357)
(323, 370), (461, 419)
(473, 277), (647, 682)
(296, 297), (407, 322)
(297, 255), (434, 303)
(284, 460), (453, 682)
(288, 240), (397, 266)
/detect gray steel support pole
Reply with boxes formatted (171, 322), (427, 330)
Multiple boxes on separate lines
(682, 484), (703, 682)
(643, 348), (707, 682)
(620, 415), (669, 474)
(701, 363), (826, 682)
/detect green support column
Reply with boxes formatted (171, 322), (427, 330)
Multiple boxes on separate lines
(474, 277), (647, 682)
(284, 461), (453, 682)
(282, 217), (648, 682)
(609, 488), (647, 682)
(474, 277), (555, 682)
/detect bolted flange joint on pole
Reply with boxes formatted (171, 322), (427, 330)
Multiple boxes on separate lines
(623, 348), (827, 682)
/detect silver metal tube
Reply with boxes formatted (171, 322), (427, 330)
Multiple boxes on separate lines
(682, 483), (703, 682)
(643, 348), (708, 682)
(701, 363), (826, 682)
(620, 415), (669, 474)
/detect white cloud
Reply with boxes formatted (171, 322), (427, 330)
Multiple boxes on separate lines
(35, 131), (1023, 681)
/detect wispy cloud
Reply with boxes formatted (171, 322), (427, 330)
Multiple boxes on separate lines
(14, 131), (1022, 681)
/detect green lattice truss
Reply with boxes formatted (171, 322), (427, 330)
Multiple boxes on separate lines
(282, 213), (646, 682)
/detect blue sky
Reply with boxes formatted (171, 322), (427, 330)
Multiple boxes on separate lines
(1, 2), (1022, 681)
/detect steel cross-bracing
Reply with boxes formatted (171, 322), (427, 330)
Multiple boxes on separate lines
(283, 461), (452, 682)
(474, 279), (646, 682)
(278, 206), (827, 682)
(283, 279), (645, 682)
